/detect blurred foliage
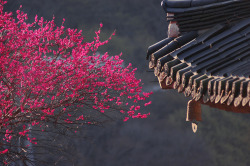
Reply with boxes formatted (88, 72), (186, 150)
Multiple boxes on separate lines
(4, 0), (250, 165)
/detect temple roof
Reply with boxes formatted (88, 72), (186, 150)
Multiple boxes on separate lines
(147, 0), (250, 132)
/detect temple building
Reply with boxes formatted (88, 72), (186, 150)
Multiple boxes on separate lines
(147, 0), (250, 132)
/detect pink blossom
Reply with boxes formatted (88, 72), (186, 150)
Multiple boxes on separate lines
(135, 106), (140, 111)
(76, 115), (85, 120)
(0, 149), (8, 154)
(144, 101), (152, 106)
(123, 117), (129, 122)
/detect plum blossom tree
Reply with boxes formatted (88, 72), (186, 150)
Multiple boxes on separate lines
(0, 0), (152, 164)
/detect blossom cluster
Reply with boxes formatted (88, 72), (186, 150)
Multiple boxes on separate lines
(0, 0), (152, 163)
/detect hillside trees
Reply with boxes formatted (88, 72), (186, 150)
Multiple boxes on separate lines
(0, 0), (151, 164)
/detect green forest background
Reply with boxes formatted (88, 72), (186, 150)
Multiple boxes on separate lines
(5, 0), (250, 165)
